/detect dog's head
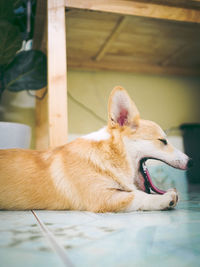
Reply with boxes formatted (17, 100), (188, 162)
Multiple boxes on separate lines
(107, 86), (191, 191)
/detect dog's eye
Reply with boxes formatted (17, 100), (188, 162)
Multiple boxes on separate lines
(158, 138), (168, 145)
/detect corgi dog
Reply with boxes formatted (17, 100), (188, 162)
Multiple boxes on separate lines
(0, 86), (191, 212)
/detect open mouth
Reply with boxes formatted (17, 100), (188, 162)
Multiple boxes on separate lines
(140, 158), (166, 195)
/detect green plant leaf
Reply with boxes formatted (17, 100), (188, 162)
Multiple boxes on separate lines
(0, 0), (15, 22)
(0, 19), (22, 65)
(13, 0), (24, 9)
(4, 50), (47, 92)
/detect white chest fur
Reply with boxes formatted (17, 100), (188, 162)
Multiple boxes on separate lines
(82, 127), (110, 141)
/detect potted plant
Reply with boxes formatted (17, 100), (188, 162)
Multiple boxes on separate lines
(0, 0), (47, 148)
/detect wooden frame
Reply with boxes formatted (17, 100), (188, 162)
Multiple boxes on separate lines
(47, 0), (68, 148)
(35, 0), (200, 149)
(34, 0), (68, 149)
(65, 0), (200, 23)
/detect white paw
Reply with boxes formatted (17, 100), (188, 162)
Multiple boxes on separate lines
(161, 188), (179, 210)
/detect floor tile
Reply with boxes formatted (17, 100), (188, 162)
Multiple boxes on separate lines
(0, 211), (65, 267)
(1, 192), (200, 267)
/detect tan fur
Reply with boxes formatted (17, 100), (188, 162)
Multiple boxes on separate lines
(0, 135), (134, 212)
(0, 86), (187, 211)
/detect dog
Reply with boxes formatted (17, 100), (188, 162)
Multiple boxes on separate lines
(0, 86), (191, 212)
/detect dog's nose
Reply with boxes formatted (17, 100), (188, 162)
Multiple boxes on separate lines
(187, 158), (193, 168)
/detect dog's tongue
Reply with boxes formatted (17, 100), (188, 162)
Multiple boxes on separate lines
(142, 162), (166, 195)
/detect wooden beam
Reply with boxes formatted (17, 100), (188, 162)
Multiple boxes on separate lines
(33, 0), (48, 150)
(67, 58), (200, 76)
(65, 0), (200, 23)
(95, 16), (127, 61)
(48, 0), (68, 148)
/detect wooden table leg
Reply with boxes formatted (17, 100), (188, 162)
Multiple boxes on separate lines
(47, 0), (68, 148)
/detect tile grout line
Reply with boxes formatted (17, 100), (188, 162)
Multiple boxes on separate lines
(31, 210), (75, 267)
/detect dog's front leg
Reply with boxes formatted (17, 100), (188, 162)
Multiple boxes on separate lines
(125, 189), (178, 211)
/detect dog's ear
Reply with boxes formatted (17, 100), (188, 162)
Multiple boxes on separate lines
(108, 86), (140, 128)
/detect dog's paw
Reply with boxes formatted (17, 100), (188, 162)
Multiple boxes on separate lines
(162, 188), (179, 210)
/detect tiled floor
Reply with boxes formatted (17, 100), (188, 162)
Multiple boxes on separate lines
(0, 192), (200, 267)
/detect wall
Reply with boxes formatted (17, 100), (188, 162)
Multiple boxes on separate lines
(0, 70), (200, 148)
(68, 71), (200, 135)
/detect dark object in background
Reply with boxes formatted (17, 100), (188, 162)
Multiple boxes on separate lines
(180, 123), (200, 184)
(0, 0), (47, 100)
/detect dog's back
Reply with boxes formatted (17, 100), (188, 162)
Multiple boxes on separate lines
(0, 137), (134, 212)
